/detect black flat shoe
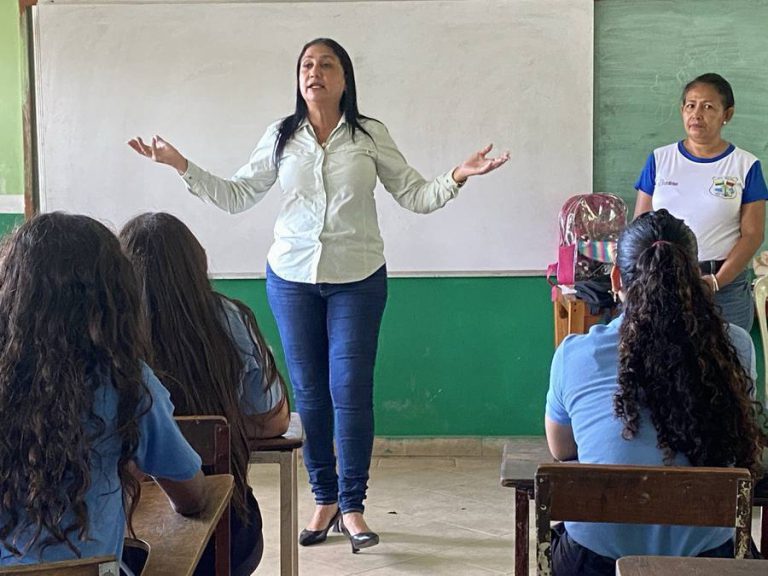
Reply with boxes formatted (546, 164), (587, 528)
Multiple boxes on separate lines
(298, 508), (341, 546)
(340, 519), (379, 553)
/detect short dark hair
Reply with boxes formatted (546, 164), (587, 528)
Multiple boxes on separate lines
(681, 73), (735, 109)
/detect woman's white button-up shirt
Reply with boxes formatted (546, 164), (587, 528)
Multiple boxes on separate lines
(182, 117), (461, 284)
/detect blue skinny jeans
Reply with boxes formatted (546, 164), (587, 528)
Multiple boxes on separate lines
(266, 264), (387, 513)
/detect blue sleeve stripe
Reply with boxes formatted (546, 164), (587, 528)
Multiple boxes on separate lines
(742, 161), (768, 204)
(634, 152), (656, 194)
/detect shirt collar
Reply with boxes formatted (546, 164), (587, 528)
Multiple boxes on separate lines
(298, 114), (348, 133)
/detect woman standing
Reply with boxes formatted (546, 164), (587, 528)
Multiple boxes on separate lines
(129, 38), (508, 551)
(634, 73), (768, 331)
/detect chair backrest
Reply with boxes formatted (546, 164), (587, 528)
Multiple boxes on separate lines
(535, 463), (753, 575)
(175, 415), (231, 474)
(0, 556), (118, 575)
(174, 416), (231, 576)
(753, 274), (768, 405)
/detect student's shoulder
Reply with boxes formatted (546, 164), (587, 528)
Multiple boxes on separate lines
(216, 293), (240, 315)
(140, 362), (171, 400)
(216, 294), (247, 329)
(215, 294), (254, 346)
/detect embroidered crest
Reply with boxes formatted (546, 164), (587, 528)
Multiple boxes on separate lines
(710, 176), (741, 199)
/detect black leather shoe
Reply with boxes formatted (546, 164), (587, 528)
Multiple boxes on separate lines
(298, 508), (341, 546)
(340, 519), (379, 553)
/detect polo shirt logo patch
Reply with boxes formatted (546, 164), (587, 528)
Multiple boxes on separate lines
(710, 176), (741, 199)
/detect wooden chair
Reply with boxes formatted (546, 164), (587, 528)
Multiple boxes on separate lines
(0, 556), (118, 575)
(248, 412), (304, 576)
(175, 416), (231, 576)
(534, 463), (753, 576)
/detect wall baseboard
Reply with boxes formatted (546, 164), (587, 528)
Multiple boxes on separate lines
(0, 197), (22, 213)
(372, 436), (545, 458)
(287, 436), (548, 466)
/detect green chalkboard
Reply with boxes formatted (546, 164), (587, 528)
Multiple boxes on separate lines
(594, 0), (768, 212)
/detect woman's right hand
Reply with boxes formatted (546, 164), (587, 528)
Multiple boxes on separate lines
(128, 135), (189, 174)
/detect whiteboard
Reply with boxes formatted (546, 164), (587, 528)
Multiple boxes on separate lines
(34, 0), (593, 277)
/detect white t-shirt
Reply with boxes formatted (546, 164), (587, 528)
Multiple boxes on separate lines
(635, 141), (768, 261)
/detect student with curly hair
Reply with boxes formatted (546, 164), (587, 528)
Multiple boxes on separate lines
(0, 213), (205, 567)
(120, 212), (289, 576)
(545, 209), (766, 575)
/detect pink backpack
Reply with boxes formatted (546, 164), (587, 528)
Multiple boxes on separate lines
(547, 194), (628, 298)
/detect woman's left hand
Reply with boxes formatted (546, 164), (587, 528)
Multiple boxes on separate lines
(452, 144), (510, 184)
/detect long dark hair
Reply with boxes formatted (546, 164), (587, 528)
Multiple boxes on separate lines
(119, 212), (286, 523)
(0, 213), (147, 557)
(273, 38), (373, 164)
(613, 209), (766, 475)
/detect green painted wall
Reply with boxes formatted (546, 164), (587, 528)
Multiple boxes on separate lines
(213, 277), (553, 436)
(0, 1), (23, 197)
(1, 1), (766, 436)
(0, 213), (23, 235)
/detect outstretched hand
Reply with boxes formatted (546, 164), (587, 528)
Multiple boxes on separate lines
(127, 135), (188, 174)
(452, 144), (510, 184)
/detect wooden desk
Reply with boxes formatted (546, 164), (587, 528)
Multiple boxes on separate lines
(132, 474), (234, 576)
(248, 412), (304, 576)
(499, 441), (768, 576)
(616, 555), (766, 576)
(553, 286), (613, 347)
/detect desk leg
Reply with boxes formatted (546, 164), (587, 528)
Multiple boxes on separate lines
(761, 505), (767, 557)
(279, 451), (298, 576)
(290, 449), (299, 576)
(515, 488), (529, 576)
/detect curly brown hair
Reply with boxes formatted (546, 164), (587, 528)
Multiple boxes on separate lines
(613, 209), (766, 476)
(119, 212), (286, 524)
(0, 213), (148, 558)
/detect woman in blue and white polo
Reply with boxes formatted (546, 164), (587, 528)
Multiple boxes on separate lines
(634, 73), (768, 331)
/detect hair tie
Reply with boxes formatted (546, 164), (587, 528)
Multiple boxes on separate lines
(652, 240), (671, 247)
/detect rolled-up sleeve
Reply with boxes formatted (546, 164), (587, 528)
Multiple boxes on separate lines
(370, 122), (460, 214)
(182, 124), (280, 214)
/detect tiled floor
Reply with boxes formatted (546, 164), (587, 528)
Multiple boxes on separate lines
(247, 446), (766, 575)
(248, 453), (515, 575)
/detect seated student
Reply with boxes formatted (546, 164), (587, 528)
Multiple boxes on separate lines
(0, 213), (206, 568)
(545, 209), (767, 576)
(119, 212), (290, 576)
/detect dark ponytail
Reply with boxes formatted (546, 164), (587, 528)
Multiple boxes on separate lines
(614, 210), (766, 475)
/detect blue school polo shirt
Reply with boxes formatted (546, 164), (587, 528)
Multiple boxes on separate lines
(546, 315), (755, 559)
